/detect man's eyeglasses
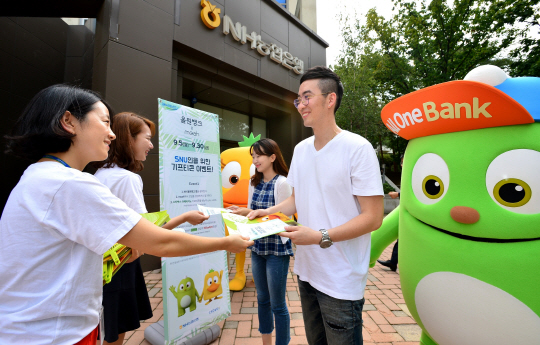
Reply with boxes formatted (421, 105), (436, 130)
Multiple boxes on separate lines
(293, 93), (331, 108)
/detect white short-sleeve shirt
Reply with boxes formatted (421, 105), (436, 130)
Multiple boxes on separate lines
(95, 164), (148, 214)
(287, 130), (383, 300)
(0, 162), (141, 345)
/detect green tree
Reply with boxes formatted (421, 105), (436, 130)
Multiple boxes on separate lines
(508, 2), (540, 77)
(332, 13), (390, 160)
(333, 12), (409, 165)
(365, 0), (539, 94)
(332, 0), (539, 168)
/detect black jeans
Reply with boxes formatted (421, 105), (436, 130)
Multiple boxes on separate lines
(298, 279), (365, 345)
(390, 240), (398, 265)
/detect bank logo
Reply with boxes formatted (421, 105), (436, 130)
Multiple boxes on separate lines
(201, 0), (221, 29)
(198, 0), (304, 74)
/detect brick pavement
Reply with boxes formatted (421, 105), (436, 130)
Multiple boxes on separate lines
(124, 241), (421, 345)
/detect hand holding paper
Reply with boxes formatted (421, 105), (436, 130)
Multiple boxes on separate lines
(247, 209), (270, 220)
(185, 210), (210, 225)
(236, 219), (290, 240)
(279, 225), (321, 245)
(222, 211), (299, 242)
(197, 204), (231, 216)
(231, 207), (252, 217)
(227, 234), (254, 252)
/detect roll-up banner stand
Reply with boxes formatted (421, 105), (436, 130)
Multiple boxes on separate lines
(146, 99), (229, 345)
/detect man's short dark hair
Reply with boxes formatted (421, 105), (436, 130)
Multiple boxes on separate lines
(300, 66), (343, 113)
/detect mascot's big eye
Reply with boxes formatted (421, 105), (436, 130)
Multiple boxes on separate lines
(493, 178), (531, 207)
(179, 284), (185, 291)
(186, 281), (191, 289)
(486, 149), (540, 214)
(250, 163), (256, 177)
(207, 278), (213, 286)
(213, 276), (219, 284)
(222, 161), (241, 189)
(412, 153), (450, 205)
(422, 175), (444, 199)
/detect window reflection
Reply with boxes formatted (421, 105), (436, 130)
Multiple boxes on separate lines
(253, 117), (266, 139)
(186, 100), (266, 143)
(219, 110), (250, 142)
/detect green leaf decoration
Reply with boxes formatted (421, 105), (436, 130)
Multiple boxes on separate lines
(238, 133), (261, 147)
(208, 269), (215, 273)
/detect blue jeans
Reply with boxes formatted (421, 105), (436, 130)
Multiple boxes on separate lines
(298, 278), (365, 345)
(251, 251), (291, 345)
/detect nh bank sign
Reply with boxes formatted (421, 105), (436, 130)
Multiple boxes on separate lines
(200, 0), (304, 75)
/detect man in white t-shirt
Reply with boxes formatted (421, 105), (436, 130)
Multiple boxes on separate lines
(248, 66), (384, 345)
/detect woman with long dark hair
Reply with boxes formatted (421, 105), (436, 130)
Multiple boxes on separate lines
(94, 112), (209, 345)
(230, 138), (293, 345)
(0, 84), (252, 345)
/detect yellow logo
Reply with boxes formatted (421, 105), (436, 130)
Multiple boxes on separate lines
(201, 0), (221, 29)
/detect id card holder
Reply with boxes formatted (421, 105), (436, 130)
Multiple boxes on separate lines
(99, 306), (105, 345)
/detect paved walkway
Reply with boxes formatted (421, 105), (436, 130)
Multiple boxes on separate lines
(124, 241), (421, 345)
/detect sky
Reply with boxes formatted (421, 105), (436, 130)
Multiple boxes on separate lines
(316, 0), (395, 67)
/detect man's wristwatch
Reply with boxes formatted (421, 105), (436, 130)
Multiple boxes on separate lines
(319, 229), (333, 249)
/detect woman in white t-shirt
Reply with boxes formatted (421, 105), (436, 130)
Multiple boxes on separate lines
(0, 84), (253, 345)
(94, 112), (209, 345)
(228, 139), (293, 345)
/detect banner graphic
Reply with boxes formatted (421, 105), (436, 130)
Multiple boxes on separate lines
(158, 99), (230, 344)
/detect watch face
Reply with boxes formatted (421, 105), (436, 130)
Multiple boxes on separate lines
(320, 240), (332, 249)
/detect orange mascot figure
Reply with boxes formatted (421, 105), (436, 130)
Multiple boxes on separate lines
(221, 133), (260, 291)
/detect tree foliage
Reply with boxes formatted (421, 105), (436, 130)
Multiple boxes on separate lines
(508, 2), (540, 77)
(366, 0), (540, 94)
(332, 0), (540, 170)
(332, 13), (388, 159)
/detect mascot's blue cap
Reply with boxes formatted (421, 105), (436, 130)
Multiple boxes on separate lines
(494, 77), (540, 122)
(464, 65), (540, 122)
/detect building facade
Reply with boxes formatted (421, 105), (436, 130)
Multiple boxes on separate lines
(1, 0), (328, 269)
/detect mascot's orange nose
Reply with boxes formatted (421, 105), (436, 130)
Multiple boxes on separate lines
(450, 206), (480, 224)
(207, 282), (220, 292)
(223, 179), (250, 206)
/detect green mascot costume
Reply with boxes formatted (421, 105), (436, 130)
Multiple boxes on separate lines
(370, 65), (540, 345)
